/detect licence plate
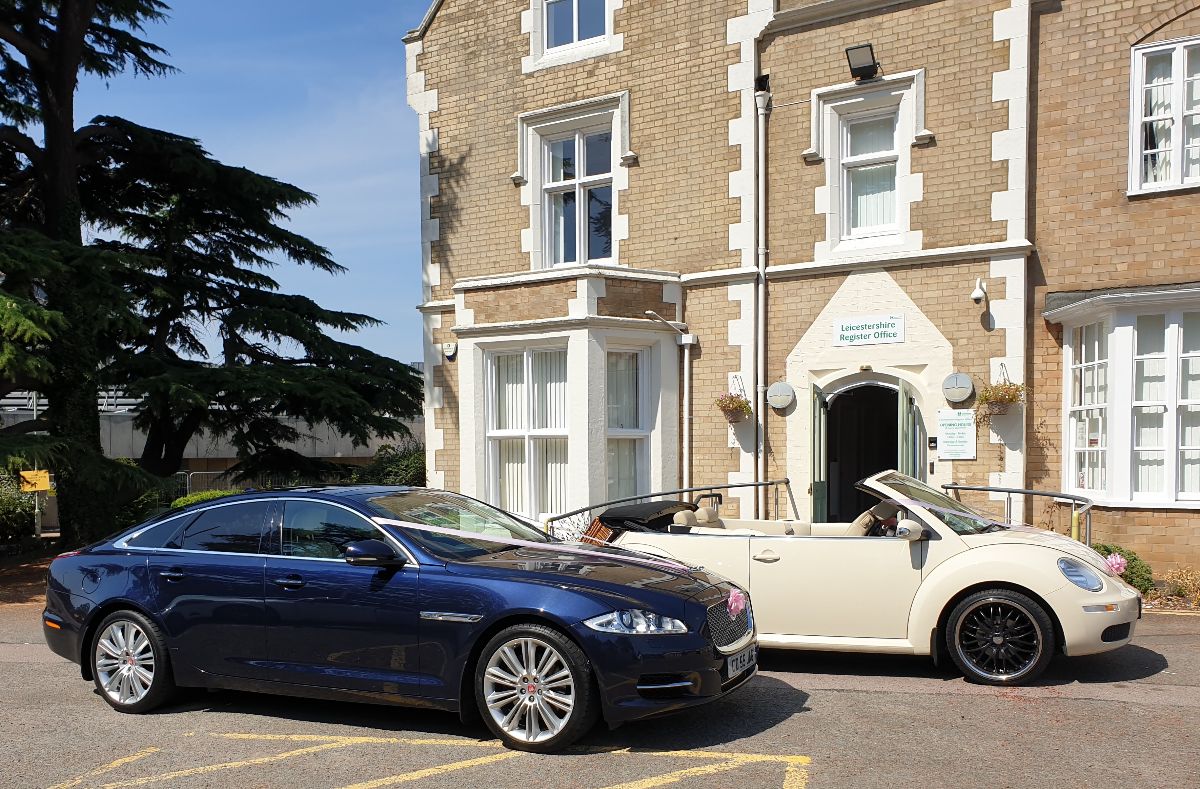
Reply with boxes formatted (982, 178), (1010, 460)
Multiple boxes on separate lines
(726, 645), (756, 677)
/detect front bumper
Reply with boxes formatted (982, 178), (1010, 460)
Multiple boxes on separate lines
(575, 624), (758, 726)
(1049, 577), (1142, 657)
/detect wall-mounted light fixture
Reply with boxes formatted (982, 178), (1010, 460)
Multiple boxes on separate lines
(845, 43), (880, 81)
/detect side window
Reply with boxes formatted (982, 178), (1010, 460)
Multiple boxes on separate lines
(283, 501), (380, 560)
(173, 503), (271, 554)
(125, 515), (192, 548)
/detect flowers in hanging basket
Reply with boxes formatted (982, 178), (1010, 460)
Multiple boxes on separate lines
(974, 380), (1026, 423)
(715, 392), (753, 423)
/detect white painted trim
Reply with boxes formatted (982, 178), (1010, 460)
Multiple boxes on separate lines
(680, 267), (759, 286)
(727, 280), (758, 515)
(1043, 286), (1200, 324)
(986, 253), (1028, 523)
(416, 299), (455, 314)
(766, 0), (913, 34)
(453, 263), (678, 293)
(406, 39), (441, 303)
(991, 0), (1032, 243)
(511, 92), (635, 186)
(766, 240), (1033, 279)
(403, 0), (443, 43)
(452, 315), (685, 338)
(801, 70), (933, 164)
(521, 0), (625, 75)
(1127, 35), (1200, 195)
(422, 311), (446, 490)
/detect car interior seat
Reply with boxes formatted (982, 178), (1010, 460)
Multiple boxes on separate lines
(694, 507), (723, 528)
(848, 501), (901, 536)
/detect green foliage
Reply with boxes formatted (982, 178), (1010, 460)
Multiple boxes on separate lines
(1094, 543), (1155, 595)
(351, 442), (427, 488)
(0, 479), (34, 546)
(170, 489), (241, 509)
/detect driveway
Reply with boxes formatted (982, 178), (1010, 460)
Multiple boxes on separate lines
(1, 600), (1196, 788)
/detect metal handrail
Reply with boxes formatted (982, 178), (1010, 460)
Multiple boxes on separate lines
(942, 483), (1094, 546)
(544, 478), (799, 538)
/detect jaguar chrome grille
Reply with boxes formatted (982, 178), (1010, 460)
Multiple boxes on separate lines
(706, 598), (751, 650)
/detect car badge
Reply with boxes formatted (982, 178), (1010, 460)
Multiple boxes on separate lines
(727, 588), (747, 618)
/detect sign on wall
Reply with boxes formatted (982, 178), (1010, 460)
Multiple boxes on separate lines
(936, 409), (977, 461)
(833, 315), (905, 347)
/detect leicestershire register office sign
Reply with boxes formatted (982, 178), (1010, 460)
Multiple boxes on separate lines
(833, 315), (905, 347)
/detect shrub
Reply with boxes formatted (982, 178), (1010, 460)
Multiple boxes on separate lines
(1093, 543), (1154, 595)
(1161, 567), (1200, 605)
(351, 442), (426, 488)
(0, 480), (35, 546)
(171, 489), (242, 509)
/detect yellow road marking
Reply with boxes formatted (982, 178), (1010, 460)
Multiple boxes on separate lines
(335, 752), (523, 789)
(783, 762), (810, 789)
(209, 732), (503, 748)
(1145, 609), (1200, 617)
(97, 740), (354, 788)
(600, 758), (751, 789)
(46, 748), (160, 789)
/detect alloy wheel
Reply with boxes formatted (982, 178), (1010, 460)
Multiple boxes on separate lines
(482, 637), (576, 744)
(953, 597), (1043, 682)
(94, 620), (156, 705)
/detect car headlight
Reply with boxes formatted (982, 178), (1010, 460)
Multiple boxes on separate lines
(1058, 557), (1104, 592)
(584, 610), (688, 635)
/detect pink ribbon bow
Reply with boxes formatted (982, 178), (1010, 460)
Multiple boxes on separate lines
(727, 588), (747, 617)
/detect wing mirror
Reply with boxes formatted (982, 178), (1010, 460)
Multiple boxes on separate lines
(895, 519), (928, 541)
(344, 539), (405, 567)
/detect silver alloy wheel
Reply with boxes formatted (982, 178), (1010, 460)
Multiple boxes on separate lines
(482, 636), (575, 744)
(953, 597), (1043, 682)
(94, 620), (156, 705)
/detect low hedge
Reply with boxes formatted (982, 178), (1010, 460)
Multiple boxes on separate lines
(1093, 543), (1154, 595)
(170, 489), (242, 509)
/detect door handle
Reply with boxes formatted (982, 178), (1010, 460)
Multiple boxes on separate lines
(158, 569), (185, 581)
(271, 575), (306, 590)
(752, 551), (780, 564)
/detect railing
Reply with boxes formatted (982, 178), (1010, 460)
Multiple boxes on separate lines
(942, 483), (1094, 546)
(544, 479), (799, 542)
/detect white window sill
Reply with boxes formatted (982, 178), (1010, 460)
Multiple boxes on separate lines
(523, 35), (624, 74)
(1127, 181), (1200, 198)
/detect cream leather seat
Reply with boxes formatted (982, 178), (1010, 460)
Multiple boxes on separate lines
(694, 507), (723, 529)
(849, 501), (901, 536)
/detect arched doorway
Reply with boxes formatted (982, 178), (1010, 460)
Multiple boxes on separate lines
(827, 385), (898, 522)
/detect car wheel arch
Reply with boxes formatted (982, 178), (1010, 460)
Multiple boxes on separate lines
(456, 613), (596, 725)
(935, 581), (1066, 658)
(78, 600), (168, 681)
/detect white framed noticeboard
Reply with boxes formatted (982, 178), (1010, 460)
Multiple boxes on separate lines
(937, 409), (977, 461)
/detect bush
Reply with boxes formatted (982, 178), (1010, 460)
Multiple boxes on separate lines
(351, 442), (426, 487)
(171, 489), (242, 509)
(1161, 567), (1200, 605)
(0, 481), (35, 546)
(1093, 543), (1155, 595)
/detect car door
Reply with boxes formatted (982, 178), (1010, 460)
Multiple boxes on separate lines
(748, 534), (924, 639)
(262, 499), (423, 697)
(142, 501), (271, 679)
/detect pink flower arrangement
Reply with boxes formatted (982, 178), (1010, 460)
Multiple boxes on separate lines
(727, 588), (747, 617)
(1105, 553), (1128, 575)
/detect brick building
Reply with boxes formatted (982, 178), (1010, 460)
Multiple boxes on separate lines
(405, 0), (1200, 571)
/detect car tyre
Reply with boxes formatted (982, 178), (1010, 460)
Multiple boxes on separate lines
(90, 610), (175, 713)
(946, 588), (1056, 686)
(475, 623), (598, 753)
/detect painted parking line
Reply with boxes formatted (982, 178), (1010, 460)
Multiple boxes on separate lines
(44, 732), (812, 789)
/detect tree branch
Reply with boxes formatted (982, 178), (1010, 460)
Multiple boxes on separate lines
(0, 417), (49, 436)
(0, 19), (48, 66)
(0, 123), (43, 162)
(74, 122), (123, 146)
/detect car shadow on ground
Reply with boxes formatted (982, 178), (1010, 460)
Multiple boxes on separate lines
(757, 642), (1170, 686)
(139, 673), (810, 752)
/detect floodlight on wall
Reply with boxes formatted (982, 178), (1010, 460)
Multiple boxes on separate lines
(845, 43), (880, 81)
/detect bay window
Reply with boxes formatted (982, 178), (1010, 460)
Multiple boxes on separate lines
(1130, 37), (1200, 193)
(606, 350), (646, 499)
(487, 349), (569, 519)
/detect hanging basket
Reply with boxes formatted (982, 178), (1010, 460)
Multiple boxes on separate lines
(715, 392), (753, 424)
(984, 400), (1014, 416)
(721, 407), (749, 424)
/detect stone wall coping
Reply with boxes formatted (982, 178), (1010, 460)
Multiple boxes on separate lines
(451, 314), (685, 338)
(451, 264), (681, 293)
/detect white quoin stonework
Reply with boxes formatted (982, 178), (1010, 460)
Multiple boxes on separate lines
(991, 0), (1032, 243)
(405, 40), (441, 302)
(422, 311), (446, 490)
(727, 0), (775, 269)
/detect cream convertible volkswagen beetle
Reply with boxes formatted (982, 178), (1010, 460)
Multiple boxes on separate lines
(608, 472), (1141, 685)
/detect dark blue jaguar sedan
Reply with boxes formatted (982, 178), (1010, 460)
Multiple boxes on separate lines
(42, 487), (757, 752)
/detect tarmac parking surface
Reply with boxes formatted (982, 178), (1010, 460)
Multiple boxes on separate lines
(2, 601), (1198, 789)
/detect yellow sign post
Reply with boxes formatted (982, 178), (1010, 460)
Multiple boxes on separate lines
(19, 470), (51, 493)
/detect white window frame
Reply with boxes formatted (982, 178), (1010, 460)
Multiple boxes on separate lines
(1066, 320), (1110, 496)
(521, 0), (623, 74)
(514, 93), (633, 272)
(1128, 36), (1200, 195)
(484, 345), (569, 520)
(542, 123), (615, 267)
(1062, 307), (1200, 506)
(605, 346), (649, 499)
(805, 70), (931, 261)
(840, 110), (900, 240)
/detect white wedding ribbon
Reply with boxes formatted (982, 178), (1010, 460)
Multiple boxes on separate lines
(371, 516), (692, 573)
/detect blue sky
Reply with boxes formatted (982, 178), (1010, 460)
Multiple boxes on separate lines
(76, 0), (431, 364)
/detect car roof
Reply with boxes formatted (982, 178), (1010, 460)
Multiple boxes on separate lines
(147, 485), (426, 523)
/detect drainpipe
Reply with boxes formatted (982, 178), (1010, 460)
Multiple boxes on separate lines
(754, 85), (772, 518)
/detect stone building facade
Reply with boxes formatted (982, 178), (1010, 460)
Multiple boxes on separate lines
(406, 0), (1200, 572)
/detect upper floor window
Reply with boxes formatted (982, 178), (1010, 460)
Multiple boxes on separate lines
(1130, 37), (1200, 194)
(545, 127), (613, 266)
(546, 0), (606, 50)
(842, 113), (899, 238)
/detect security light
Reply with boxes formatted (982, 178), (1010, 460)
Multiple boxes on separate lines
(845, 43), (880, 81)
